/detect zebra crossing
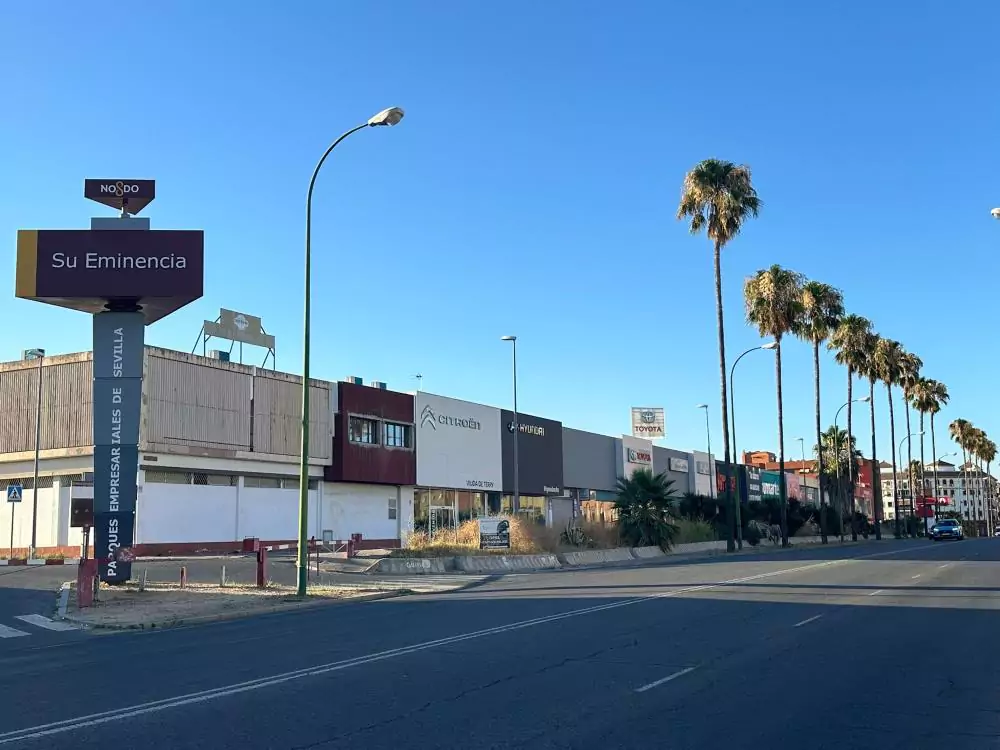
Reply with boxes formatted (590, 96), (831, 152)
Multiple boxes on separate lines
(0, 614), (82, 639)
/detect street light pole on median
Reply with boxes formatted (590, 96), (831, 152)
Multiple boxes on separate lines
(729, 341), (778, 551)
(24, 348), (44, 559)
(834, 396), (870, 542)
(896, 431), (925, 539)
(296, 107), (404, 597)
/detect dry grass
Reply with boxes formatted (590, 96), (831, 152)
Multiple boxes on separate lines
(398, 518), (621, 557)
(71, 580), (394, 628)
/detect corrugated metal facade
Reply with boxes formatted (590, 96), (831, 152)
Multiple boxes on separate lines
(251, 370), (332, 461)
(0, 355), (92, 454)
(0, 347), (333, 464)
(143, 351), (253, 451)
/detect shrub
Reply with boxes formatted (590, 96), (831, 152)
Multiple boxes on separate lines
(615, 469), (681, 551)
(674, 518), (717, 545)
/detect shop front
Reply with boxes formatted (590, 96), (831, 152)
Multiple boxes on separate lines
(413, 392), (503, 533)
(501, 410), (564, 524)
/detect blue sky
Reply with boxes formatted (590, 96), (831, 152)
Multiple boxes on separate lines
(2, 1), (999, 466)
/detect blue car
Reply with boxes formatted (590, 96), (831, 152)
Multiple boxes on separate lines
(930, 519), (964, 541)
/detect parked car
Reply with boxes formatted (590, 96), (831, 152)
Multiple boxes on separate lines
(930, 519), (964, 541)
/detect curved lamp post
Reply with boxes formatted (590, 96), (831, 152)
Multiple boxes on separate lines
(501, 336), (519, 515)
(729, 341), (777, 550)
(296, 107), (404, 597)
(895, 430), (925, 538)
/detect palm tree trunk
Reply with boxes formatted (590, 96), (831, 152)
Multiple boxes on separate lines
(776, 341), (789, 547)
(713, 240), (735, 553)
(847, 366), (857, 541)
(905, 401), (916, 537)
(987, 461), (993, 536)
(931, 414), (939, 523)
(870, 378), (882, 540)
(960, 446), (969, 534)
(888, 384), (901, 538)
(919, 411), (927, 534)
(814, 342), (827, 544)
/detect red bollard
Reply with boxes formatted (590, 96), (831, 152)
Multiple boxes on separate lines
(76, 559), (97, 608)
(256, 547), (268, 588)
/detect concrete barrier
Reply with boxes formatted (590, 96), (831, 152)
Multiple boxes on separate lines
(631, 546), (666, 559)
(558, 548), (635, 566)
(670, 540), (728, 555)
(367, 557), (451, 575)
(453, 554), (561, 573)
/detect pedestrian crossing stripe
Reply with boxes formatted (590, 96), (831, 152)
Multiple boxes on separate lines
(0, 615), (81, 638)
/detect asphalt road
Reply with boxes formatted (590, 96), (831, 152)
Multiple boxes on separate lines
(1, 538), (997, 749)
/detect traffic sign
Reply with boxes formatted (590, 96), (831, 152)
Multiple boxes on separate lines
(6, 484), (22, 503)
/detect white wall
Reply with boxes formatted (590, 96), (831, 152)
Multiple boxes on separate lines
(137, 481), (320, 544)
(415, 392), (502, 491)
(691, 450), (717, 498)
(321, 483), (413, 543)
(0, 487), (58, 550)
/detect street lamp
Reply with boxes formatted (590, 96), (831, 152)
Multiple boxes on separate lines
(501, 336), (519, 515)
(991, 207), (1000, 219)
(834, 395), (871, 542)
(296, 106), (404, 597)
(896, 431), (925, 538)
(728, 341), (778, 551)
(696, 404), (711, 457)
(23, 348), (44, 558)
(796, 437), (806, 466)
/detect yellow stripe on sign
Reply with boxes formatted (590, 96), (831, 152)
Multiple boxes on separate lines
(14, 230), (38, 298)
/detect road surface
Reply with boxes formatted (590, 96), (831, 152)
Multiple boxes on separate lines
(0, 538), (996, 749)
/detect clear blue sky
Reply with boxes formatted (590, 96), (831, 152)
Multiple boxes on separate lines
(2, 1), (998, 466)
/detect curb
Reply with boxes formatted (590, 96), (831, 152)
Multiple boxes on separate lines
(0, 558), (79, 566)
(56, 581), (71, 619)
(60, 588), (412, 632)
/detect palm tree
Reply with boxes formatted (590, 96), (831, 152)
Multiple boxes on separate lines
(614, 468), (681, 551)
(911, 378), (949, 524)
(857, 331), (882, 536)
(677, 160), (762, 553)
(981, 439), (997, 535)
(949, 418), (973, 533)
(898, 351), (923, 536)
(969, 427), (989, 534)
(796, 281), (844, 545)
(874, 338), (905, 537)
(829, 314), (873, 540)
(744, 264), (805, 547)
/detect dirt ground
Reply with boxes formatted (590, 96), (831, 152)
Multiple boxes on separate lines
(70, 580), (400, 628)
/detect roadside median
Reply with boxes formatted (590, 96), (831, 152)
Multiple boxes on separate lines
(63, 579), (409, 631)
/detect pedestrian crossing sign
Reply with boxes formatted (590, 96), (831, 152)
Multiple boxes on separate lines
(6, 484), (22, 503)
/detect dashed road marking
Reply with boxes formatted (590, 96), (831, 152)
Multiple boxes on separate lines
(635, 666), (698, 693)
(14, 614), (81, 632)
(794, 615), (823, 628)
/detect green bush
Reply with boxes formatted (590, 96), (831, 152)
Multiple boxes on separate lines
(615, 469), (680, 551)
(675, 518), (717, 545)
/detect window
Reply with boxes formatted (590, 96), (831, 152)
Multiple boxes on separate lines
(145, 470), (192, 484)
(245, 476), (281, 489)
(384, 422), (412, 448)
(194, 473), (237, 486)
(388, 496), (398, 520)
(349, 416), (379, 445)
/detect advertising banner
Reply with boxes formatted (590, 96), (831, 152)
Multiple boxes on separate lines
(92, 311), (143, 582)
(479, 517), (511, 550)
(761, 471), (781, 501)
(630, 407), (666, 439)
(415, 393), (502, 491)
(744, 466), (763, 505)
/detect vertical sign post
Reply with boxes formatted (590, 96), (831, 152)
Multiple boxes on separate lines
(92, 312), (143, 582)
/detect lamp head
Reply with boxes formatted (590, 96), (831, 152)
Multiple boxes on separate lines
(761, 341), (778, 350)
(368, 107), (405, 127)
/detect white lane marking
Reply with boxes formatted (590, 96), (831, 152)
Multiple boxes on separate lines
(911, 574), (922, 579)
(0, 542), (938, 745)
(868, 590), (883, 597)
(938, 564), (950, 569)
(793, 615), (823, 628)
(635, 666), (698, 693)
(14, 614), (81, 632)
(0, 624), (30, 639)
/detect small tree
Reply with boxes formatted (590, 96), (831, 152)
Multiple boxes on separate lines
(615, 469), (680, 551)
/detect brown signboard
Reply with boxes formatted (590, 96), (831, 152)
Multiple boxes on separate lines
(15, 229), (204, 323)
(84, 179), (156, 214)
